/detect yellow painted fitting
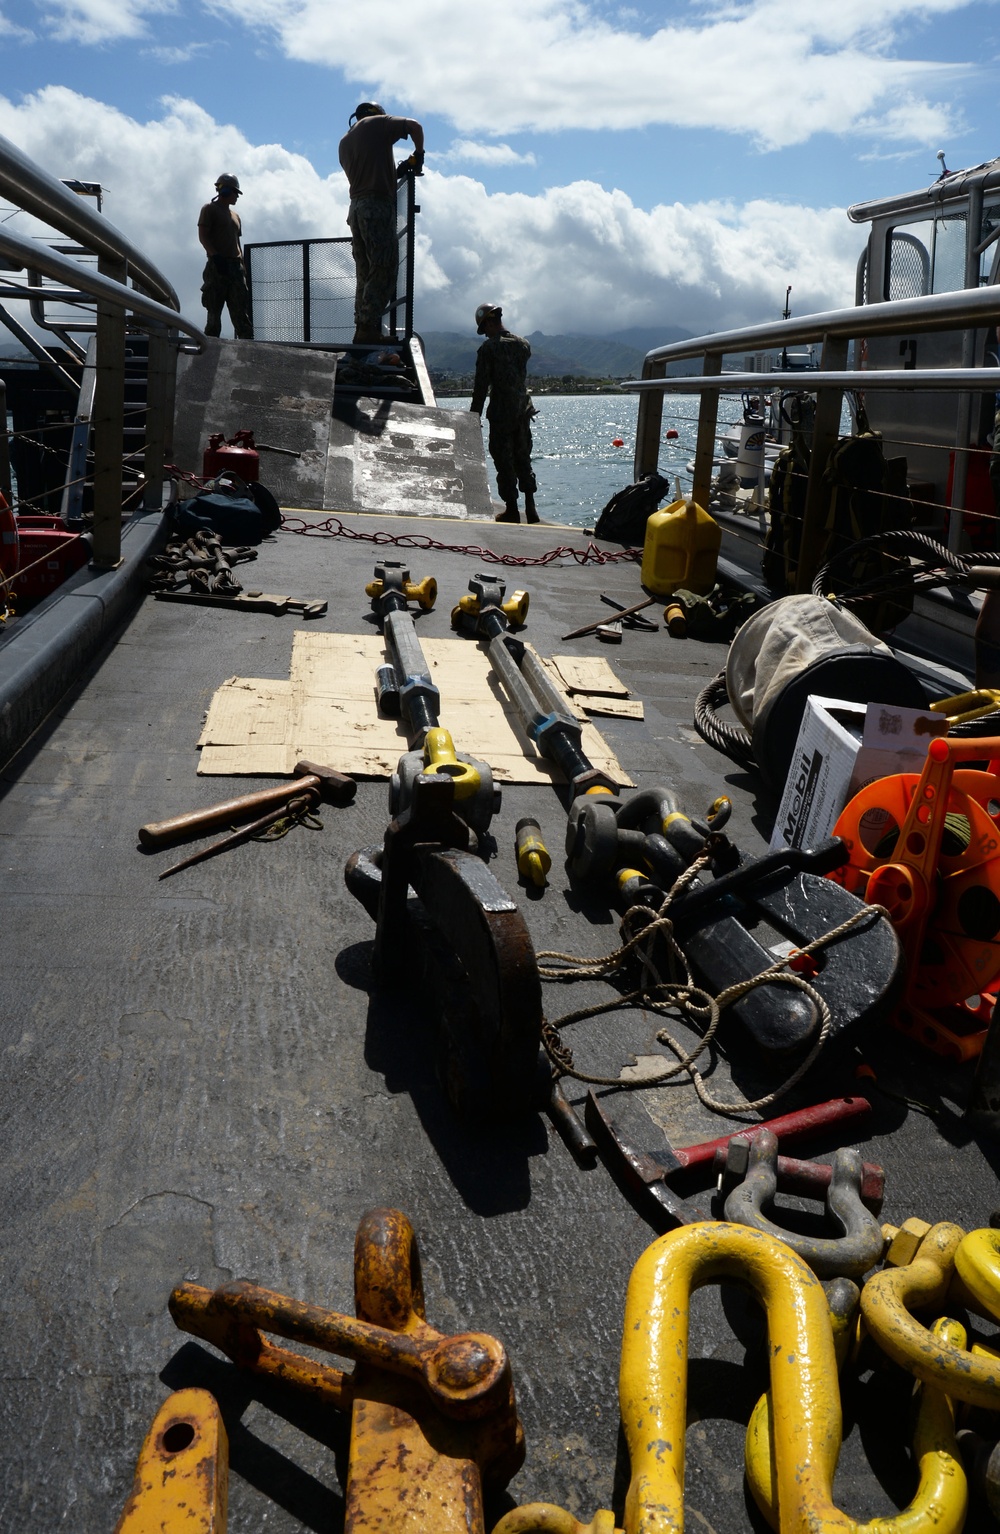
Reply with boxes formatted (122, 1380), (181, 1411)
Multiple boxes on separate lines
(515, 818), (551, 888)
(952, 1228), (1000, 1323)
(503, 589), (530, 627)
(366, 575), (437, 610)
(861, 1222), (1000, 1410)
(113, 1388), (228, 1532)
(883, 1218), (934, 1268)
(493, 1507), (618, 1534)
(707, 796), (731, 821)
(422, 728), (481, 801)
(661, 810), (691, 834)
(930, 687), (1000, 725)
(746, 1317), (968, 1534)
(405, 575), (437, 611)
(620, 1222), (850, 1534)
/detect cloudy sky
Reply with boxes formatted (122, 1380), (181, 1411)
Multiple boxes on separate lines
(0, 0), (997, 338)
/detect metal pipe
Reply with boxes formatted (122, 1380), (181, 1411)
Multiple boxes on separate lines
(632, 357), (666, 480)
(0, 380), (9, 505)
(0, 226), (204, 344)
(0, 130), (177, 308)
(691, 350), (721, 510)
(640, 281), (1000, 366)
(795, 334), (849, 593)
(0, 299), (78, 391)
(625, 367), (1000, 392)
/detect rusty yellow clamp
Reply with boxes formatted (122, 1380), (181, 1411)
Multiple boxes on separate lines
(497, 1222), (850, 1534)
(165, 1208), (524, 1534)
(861, 1221), (1000, 1411)
(745, 1316), (969, 1534)
(113, 1387), (228, 1533)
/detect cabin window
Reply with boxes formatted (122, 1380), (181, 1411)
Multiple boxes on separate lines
(885, 212), (967, 299)
(980, 200), (1000, 284)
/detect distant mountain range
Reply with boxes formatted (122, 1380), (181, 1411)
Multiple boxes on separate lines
(419, 326), (693, 379)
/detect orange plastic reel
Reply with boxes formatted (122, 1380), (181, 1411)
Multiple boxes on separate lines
(831, 744), (1000, 1018)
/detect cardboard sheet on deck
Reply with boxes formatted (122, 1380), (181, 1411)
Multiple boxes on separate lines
(541, 655), (644, 721)
(197, 631), (634, 784)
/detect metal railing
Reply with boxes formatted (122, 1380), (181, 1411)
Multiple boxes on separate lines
(629, 282), (1000, 590)
(0, 130), (205, 568)
(245, 169), (419, 344)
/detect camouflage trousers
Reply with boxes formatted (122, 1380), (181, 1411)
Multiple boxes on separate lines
(347, 196), (397, 336)
(201, 258), (253, 340)
(488, 413), (536, 504)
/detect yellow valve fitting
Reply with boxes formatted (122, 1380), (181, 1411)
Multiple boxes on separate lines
(861, 1222), (1000, 1411)
(365, 574), (437, 610)
(503, 588), (530, 627)
(113, 1388), (228, 1533)
(664, 602), (686, 637)
(515, 817), (551, 887)
(620, 1223), (849, 1534)
(747, 1316), (968, 1534)
(422, 728), (481, 801)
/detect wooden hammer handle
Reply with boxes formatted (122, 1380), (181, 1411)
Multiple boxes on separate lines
(139, 779), (319, 849)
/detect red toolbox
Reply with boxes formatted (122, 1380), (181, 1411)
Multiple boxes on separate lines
(13, 516), (90, 601)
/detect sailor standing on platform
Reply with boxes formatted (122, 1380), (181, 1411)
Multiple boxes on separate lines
(339, 103), (424, 345)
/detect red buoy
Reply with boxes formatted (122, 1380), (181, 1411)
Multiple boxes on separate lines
(665, 428), (679, 439)
(0, 490), (19, 582)
(611, 437), (624, 448)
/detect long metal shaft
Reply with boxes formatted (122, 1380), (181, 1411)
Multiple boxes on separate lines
(159, 791), (318, 879)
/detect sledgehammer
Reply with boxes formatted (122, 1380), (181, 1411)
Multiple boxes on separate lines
(139, 759), (355, 849)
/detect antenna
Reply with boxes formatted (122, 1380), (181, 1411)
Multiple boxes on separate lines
(936, 149), (950, 179)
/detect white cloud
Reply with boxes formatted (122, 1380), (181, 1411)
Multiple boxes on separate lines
(205, 0), (975, 148)
(33, 0), (177, 44)
(0, 88), (863, 339)
(437, 140), (537, 167)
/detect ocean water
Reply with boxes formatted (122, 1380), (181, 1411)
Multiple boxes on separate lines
(440, 393), (746, 530)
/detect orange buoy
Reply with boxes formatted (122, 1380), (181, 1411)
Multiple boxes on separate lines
(611, 437), (624, 447)
(0, 490), (19, 582)
(665, 428), (679, 439)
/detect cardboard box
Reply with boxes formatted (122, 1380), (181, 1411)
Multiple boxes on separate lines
(770, 695), (945, 852)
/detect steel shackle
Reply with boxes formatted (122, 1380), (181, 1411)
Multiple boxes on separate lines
(722, 1129), (885, 1280)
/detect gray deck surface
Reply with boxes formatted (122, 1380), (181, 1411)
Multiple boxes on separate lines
(1, 512), (998, 1531)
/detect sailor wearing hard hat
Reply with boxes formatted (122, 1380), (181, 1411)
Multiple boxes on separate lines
(197, 173), (254, 340)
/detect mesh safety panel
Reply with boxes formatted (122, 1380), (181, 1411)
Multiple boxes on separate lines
(246, 239), (355, 343)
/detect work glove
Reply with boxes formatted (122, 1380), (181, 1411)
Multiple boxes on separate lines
(396, 150), (424, 177)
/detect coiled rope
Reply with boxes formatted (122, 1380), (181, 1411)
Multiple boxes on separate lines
(538, 850), (889, 1121)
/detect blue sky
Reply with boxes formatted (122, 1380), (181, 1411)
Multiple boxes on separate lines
(1, 0), (998, 336)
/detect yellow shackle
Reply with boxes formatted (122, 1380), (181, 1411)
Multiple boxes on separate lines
(620, 1222), (849, 1534)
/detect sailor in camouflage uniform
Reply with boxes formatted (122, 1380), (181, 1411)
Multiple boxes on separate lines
(470, 304), (539, 523)
(197, 174), (253, 340)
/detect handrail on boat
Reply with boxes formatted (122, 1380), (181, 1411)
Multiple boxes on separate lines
(0, 131), (206, 568)
(629, 282), (1000, 589)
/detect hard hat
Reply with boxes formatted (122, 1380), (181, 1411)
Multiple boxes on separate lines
(350, 102), (386, 125)
(475, 303), (502, 334)
(215, 173), (241, 194)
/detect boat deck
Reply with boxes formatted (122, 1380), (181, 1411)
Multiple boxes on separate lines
(2, 509), (998, 1531)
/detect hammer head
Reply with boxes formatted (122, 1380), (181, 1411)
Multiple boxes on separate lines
(294, 760), (357, 806)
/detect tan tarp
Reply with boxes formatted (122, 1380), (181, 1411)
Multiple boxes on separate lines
(197, 631), (635, 784)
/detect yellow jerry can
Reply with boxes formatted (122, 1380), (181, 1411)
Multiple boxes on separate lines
(641, 497), (721, 596)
